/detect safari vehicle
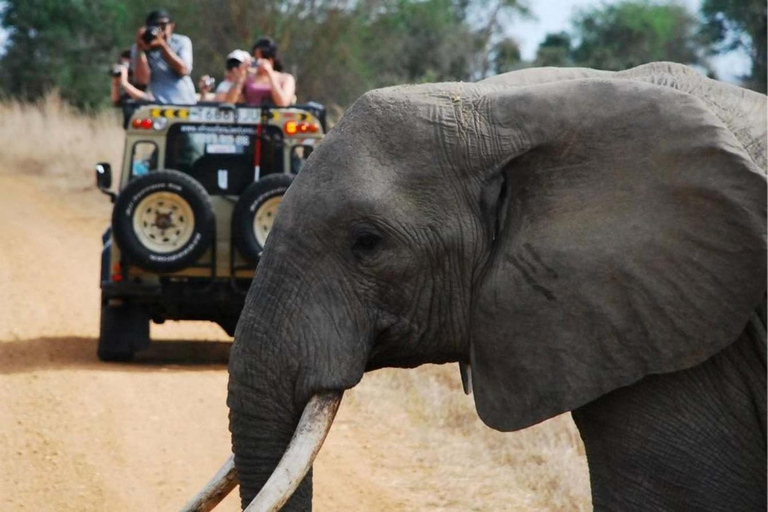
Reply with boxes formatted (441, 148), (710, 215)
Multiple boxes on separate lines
(95, 101), (326, 361)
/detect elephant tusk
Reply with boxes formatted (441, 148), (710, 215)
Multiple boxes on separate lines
(244, 391), (343, 512)
(179, 454), (239, 512)
(459, 361), (473, 395)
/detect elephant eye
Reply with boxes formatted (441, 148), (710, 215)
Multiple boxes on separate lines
(351, 232), (383, 259)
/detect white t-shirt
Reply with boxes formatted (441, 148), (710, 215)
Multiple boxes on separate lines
(215, 80), (234, 94)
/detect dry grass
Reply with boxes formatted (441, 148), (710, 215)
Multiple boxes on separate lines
(346, 365), (592, 510)
(0, 93), (124, 191)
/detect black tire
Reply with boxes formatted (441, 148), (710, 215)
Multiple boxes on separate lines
(112, 170), (215, 273)
(232, 174), (294, 265)
(98, 301), (150, 361)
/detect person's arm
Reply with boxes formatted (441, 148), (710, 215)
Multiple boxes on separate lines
(153, 35), (191, 77)
(259, 60), (295, 107)
(111, 76), (122, 105)
(119, 68), (153, 101)
(271, 73), (296, 106)
(223, 65), (247, 103)
(223, 81), (244, 103)
(132, 33), (151, 86)
(213, 81), (232, 102)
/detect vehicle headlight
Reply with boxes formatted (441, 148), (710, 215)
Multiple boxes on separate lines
(153, 117), (168, 131)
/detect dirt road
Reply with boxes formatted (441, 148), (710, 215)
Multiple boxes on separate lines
(0, 171), (589, 511)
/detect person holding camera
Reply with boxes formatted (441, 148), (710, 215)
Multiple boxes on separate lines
(131, 9), (196, 105)
(211, 50), (250, 102)
(223, 37), (295, 106)
(197, 75), (216, 101)
(110, 49), (152, 105)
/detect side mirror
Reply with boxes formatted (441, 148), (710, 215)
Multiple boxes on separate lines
(95, 163), (116, 202)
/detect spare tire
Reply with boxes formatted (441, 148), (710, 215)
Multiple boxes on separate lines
(232, 174), (294, 265)
(112, 170), (215, 273)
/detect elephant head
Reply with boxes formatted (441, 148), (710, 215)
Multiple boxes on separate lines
(224, 63), (766, 511)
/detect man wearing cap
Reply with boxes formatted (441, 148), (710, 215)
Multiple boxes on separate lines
(212, 50), (251, 102)
(132, 9), (196, 104)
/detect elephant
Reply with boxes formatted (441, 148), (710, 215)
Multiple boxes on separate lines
(219, 62), (767, 511)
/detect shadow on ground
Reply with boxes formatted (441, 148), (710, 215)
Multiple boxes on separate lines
(0, 337), (231, 374)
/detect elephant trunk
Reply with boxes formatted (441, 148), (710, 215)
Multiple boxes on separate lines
(228, 370), (313, 512)
(226, 235), (369, 511)
(183, 392), (342, 512)
(242, 393), (342, 511)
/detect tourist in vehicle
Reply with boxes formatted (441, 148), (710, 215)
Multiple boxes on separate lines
(197, 75), (216, 101)
(110, 50), (138, 105)
(112, 52), (153, 104)
(131, 9), (196, 105)
(212, 50), (251, 102)
(223, 36), (295, 106)
(110, 49), (152, 128)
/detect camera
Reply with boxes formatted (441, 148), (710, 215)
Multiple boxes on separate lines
(142, 25), (162, 44)
(250, 59), (262, 69)
(110, 64), (124, 77)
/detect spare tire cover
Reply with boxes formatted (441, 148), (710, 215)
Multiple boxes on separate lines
(112, 170), (214, 273)
(232, 173), (294, 265)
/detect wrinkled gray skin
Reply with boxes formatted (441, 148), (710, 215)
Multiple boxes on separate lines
(228, 62), (767, 511)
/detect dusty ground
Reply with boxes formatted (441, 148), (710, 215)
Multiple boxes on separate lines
(0, 106), (590, 511)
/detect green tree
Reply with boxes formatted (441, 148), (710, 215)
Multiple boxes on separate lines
(534, 31), (572, 67)
(360, 0), (476, 85)
(284, 6), (370, 108)
(0, 0), (200, 109)
(470, 0), (531, 78)
(0, 0), (125, 108)
(0, 0), (534, 111)
(700, 0), (766, 92)
(492, 37), (522, 74)
(570, 0), (708, 72)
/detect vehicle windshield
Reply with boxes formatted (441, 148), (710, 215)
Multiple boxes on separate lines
(164, 124), (284, 195)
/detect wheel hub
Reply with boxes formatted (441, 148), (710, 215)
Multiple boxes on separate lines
(253, 196), (283, 247)
(133, 192), (195, 254)
(154, 211), (174, 230)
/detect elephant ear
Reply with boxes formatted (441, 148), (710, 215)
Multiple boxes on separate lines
(467, 78), (766, 432)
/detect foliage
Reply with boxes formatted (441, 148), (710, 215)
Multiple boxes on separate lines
(0, 0), (201, 109)
(0, 0), (527, 111)
(469, 0), (532, 78)
(534, 32), (573, 67)
(700, 0), (766, 92)
(360, 0), (473, 85)
(491, 37), (522, 74)
(2, 0), (757, 111)
(567, 0), (707, 72)
(0, 0), (125, 109)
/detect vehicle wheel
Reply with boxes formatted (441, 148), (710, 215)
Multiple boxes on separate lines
(112, 170), (214, 273)
(98, 301), (150, 362)
(232, 174), (294, 265)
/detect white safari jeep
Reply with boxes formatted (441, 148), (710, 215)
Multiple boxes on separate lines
(95, 102), (326, 360)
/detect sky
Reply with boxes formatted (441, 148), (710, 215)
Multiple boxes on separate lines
(509, 0), (752, 82)
(0, 0), (755, 83)
(0, 2), (5, 53)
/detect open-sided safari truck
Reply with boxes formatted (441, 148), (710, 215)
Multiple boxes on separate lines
(95, 102), (326, 361)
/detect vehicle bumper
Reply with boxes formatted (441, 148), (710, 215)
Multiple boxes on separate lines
(100, 278), (249, 324)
